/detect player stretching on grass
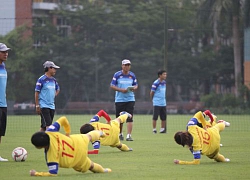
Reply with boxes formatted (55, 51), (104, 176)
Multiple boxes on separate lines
(80, 110), (133, 154)
(30, 116), (111, 176)
(193, 110), (230, 147)
(173, 110), (230, 165)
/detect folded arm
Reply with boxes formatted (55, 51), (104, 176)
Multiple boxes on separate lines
(57, 116), (71, 135)
(188, 111), (211, 129)
(96, 110), (111, 123)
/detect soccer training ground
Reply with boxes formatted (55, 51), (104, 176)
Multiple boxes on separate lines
(1, 114), (249, 180)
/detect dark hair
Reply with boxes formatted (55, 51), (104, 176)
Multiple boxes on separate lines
(31, 131), (50, 147)
(44, 67), (49, 72)
(174, 131), (193, 147)
(80, 124), (95, 134)
(158, 69), (167, 77)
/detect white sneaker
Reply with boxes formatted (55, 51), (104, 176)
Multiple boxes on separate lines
(0, 156), (8, 162)
(217, 120), (230, 127)
(160, 128), (166, 133)
(224, 121), (230, 127)
(225, 158), (230, 162)
(104, 168), (112, 173)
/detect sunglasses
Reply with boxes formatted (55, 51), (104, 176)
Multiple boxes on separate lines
(0, 51), (8, 54)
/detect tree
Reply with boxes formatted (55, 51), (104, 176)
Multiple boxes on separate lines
(0, 0), (238, 106)
(197, 0), (244, 97)
(0, 26), (39, 103)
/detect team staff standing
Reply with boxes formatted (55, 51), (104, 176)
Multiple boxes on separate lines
(110, 59), (138, 141)
(150, 70), (167, 134)
(0, 43), (10, 162)
(35, 61), (60, 131)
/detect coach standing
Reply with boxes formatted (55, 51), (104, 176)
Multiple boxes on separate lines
(35, 61), (60, 131)
(110, 59), (138, 141)
(0, 43), (11, 162)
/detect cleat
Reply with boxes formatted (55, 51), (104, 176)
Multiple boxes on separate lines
(224, 121), (230, 127)
(225, 158), (230, 162)
(104, 168), (112, 173)
(126, 136), (133, 141)
(119, 111), (132, 119)
(217, 120), (230, 127)
(153, 129), (157, 134)
(129, 148), (133, 151)
(119, 134), (124, 141)
(160, 128), (166, 133)
(220, 144), (223, 147)
(0, 156), (8, 162)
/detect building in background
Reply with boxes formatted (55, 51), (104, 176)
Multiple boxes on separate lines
(244, 28), (250, 90)
(0, 0), (16, 36)
(0, 0), (74, 39)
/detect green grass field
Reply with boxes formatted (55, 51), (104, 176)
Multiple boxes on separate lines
(0, 114), (249, 180)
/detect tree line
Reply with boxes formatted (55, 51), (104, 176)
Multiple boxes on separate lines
(0, 0), (249, 111)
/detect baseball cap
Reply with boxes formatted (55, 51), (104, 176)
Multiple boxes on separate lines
(122, 59), (131, 65)
(43, 61), (60, 69)
(0, 43), (11, 51)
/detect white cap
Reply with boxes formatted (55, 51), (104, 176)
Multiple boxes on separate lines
(43, 61), (60, 69)
(122, 59), (131, 65)
(0, 43), (11, 51)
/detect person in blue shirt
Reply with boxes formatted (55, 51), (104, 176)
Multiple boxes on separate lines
(0, 43), (11, 162)
(35, 61), (60, 131)
(110, 59), (138, 141)
(150, 70), (167, 134)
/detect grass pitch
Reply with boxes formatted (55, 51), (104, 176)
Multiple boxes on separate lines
(0, 114), (249, 180)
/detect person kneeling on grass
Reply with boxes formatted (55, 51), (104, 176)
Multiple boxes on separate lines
(173, 110), (230, 165)
(80, 110), (133, 154)
(30, 116), (111, 177)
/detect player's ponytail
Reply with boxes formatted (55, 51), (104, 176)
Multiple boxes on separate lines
(174, 131), (192, 147)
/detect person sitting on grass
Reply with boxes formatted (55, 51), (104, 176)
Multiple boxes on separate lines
(80, 110), (133, 154)
(173, 110), (230, 165)
(30, 116), (111, 177)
